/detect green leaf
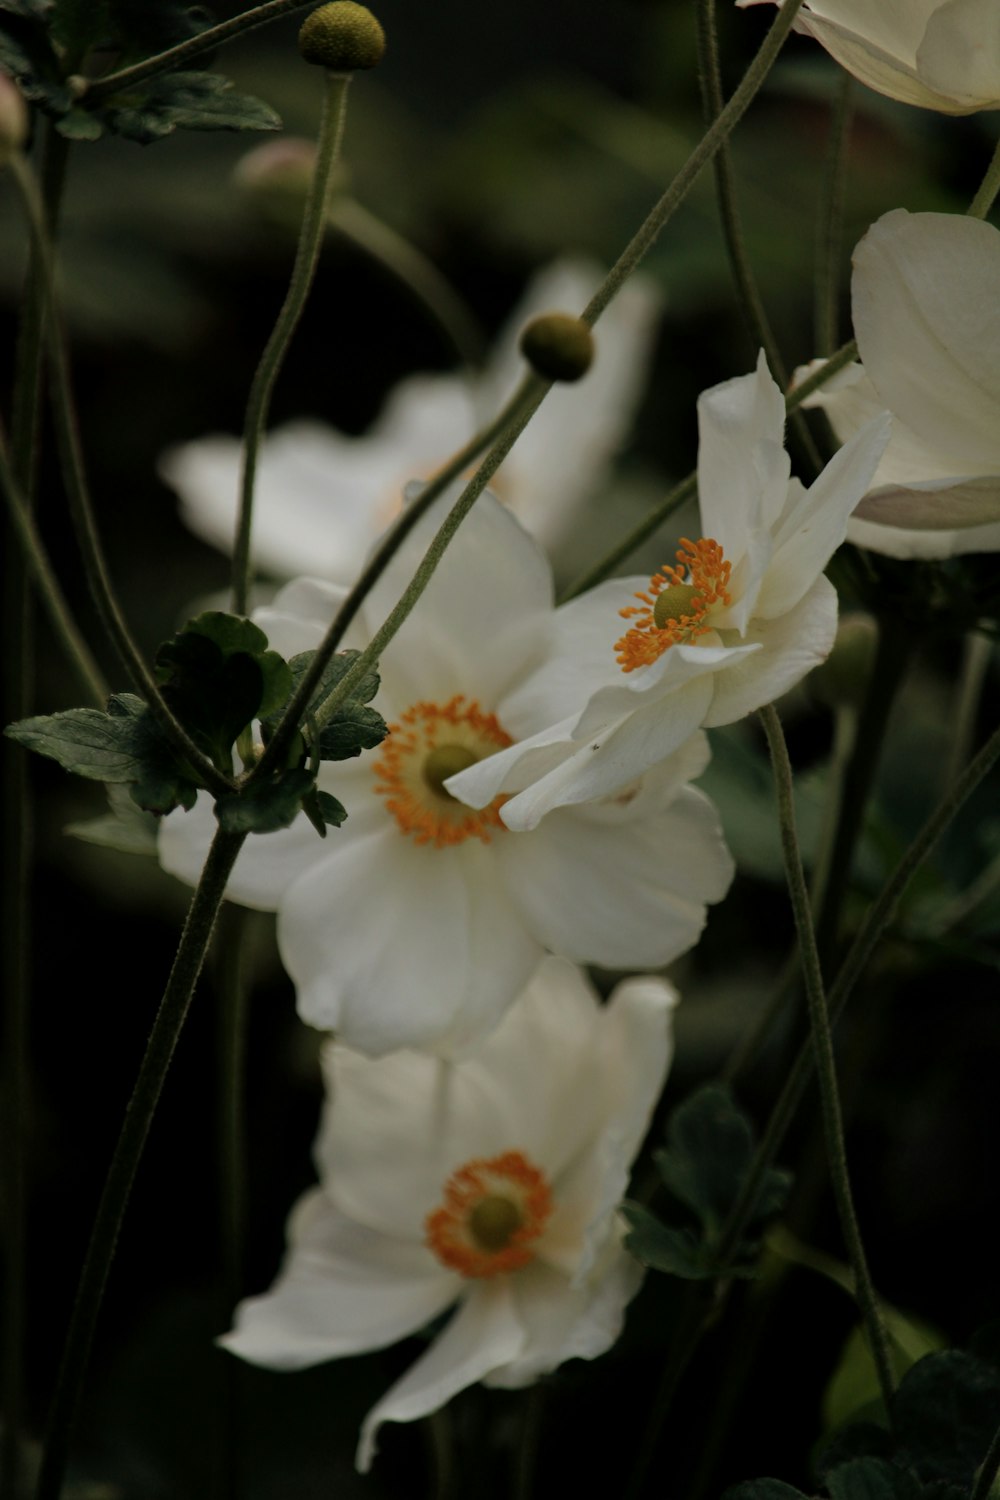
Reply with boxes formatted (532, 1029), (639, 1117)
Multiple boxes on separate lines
(215, 768), (316, 835)
(0, 20), (70, 112)
(655, 1085), (791, 1238)
(267, 650), (387, 764)
(97, 71), (281, 145)
(313, 788), (348, 827)
(55, 105), (105, 139)
(825, 1460), (923, 1500)
(622, 1203), (721, 1279)
(892, 1351), (1000, 1487)
(824, 1315), (945, 1434)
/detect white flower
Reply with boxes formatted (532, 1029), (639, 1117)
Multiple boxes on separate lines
(797, 209), (1000, 560)
(220, 956), (677, 1471)
(449, 353), (890, 828)
(159, 260), (660, 577)
(158, 492), (733, 1055)
(735, 0), (1000, 114)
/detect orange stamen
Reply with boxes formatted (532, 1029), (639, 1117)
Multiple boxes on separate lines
(373, 695), (512, 848)
(614, 536), (732, 673)
(426, 1150), (553, 1278)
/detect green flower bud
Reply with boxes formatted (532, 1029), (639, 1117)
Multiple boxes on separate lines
(298, 3), (386, 72)
(0, 72), (28, 167)
(519, 312), (594, 382)
(810, 613), (877, 710)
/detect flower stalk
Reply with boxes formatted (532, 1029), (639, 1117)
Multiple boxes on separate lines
(232, 68), (352, 616)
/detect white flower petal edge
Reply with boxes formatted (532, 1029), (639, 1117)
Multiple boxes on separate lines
(797, 211), (1000, 559)
(160, 257), (659, 578)
(734, 0), (1000, 114)
(222, 957), (677, 1472)
(452, 354), (889, 823)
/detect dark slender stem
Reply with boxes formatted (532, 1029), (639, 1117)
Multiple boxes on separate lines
(250, 374), (546, 780)
(696, 0), (822, 478)
(624, 1290), (715, 1500)
(812, 616), (912, 965)
(7, 154), (235, 797)
(83, 0), (318, 102)
(758, 703), (896, 1414)
(513, 1386), (546, 1500)
(814, 72), (854, 357)
(968, 134), (1000, 220)
(232, 70), (352, 616)
(35, 827), (247, 1500)
(970, 1410), (1000, 1500)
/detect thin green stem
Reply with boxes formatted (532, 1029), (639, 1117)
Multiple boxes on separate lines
(0, 436), (108, 705)
(513, 1386), (546, 1500)
(232, 71), (352, 616)
(427, 1407), (456, 1500)
(970, 1410), (1000, 1500)
(329, 198), (486, 367)
(7, 152), (234, 798)
(35, 827), (247, 1500)
(696, 0), (822, 478)
(812, 616), (912, 965)
(581, 0), (808, 326)
(786, 338), (858, 407)
(968, 135), (1000, 220)
(83, 0), (318, 102)
(944, 630), (992, 790)
(251, 374), (546, 779)
(758, 702), (896, 1415)
(814, 73), (854, 358)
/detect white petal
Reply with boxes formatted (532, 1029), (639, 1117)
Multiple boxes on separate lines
(220, 1188), (456, 1369)
(847, 508), (1000, 560)
(916, 0), (1000, 111)
(852, 476), (1000, 533)
(704, 578), (838, 727)
(853, 211), (1000, 472)
(357, 1283), (524, 1472)
(497, 782), (733, 968)
(757, 411), (891, 618)
(158, 791), (330, 910)
(484, 1252), (643, 1388)
(253, 576), (351, 657)
(279, 829), (539, 1056)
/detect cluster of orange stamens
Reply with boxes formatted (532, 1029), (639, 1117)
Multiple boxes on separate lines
(425, 1150), (553, 1278)
(615, 536), (732, 673)
(373, 695), (512, 848)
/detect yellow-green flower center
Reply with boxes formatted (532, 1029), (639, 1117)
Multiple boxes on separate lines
(652, 581), (700, 630)
(422, 743), (479, 802)
(468, 1194), (524, 1252)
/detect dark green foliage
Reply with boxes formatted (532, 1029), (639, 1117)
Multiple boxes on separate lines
(625, 1085), (791, 1281)
(266, 650), (387, 763)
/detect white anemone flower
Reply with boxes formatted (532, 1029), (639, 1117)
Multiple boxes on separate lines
(221, 956), (676, 1471)
(735, 0), (1000, 114)
(797, 210), (1000, 561)
(158, 492), (733, 1056)
(159, 259), (659, 576)
(449, 353), (890, 829)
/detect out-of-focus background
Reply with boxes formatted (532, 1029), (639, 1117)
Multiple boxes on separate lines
(2, 1), (999, 1495)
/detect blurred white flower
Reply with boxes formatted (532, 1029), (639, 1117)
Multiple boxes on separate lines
(159, 260), (659, 576)
(798, 210), (1000, 560)
(735, 0), (1000, 113)
(221, 956), (677, 1471)
(159, 492), (733, 1055)
(450, 353), (889, 828)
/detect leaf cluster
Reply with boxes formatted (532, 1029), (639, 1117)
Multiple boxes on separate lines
(0, 0), (280, 143)
(623, 1084), (791, 1281)
(5, 613), (388, 836)
(726, 1337), (1000, 1500)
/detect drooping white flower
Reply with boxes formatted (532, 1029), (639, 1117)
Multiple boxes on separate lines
(158, 492), (733, 1055)
(221, 956), (677, 1471)
(797, 209), (1000, 560)
(159, 260), (659, 577)
(449, 353), (890, 828)
(735, 0), (1000, 114)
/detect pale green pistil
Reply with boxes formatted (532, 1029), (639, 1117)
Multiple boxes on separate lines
(422, 743), (479, 801)
(468, 1195), (523, 1252)
(653, 582), (700, 630)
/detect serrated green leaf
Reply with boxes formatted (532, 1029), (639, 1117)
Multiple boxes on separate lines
(313, 789), (348, 827)
(823, 1314), (945, 1434)
(621, 1202), (744, 1280)
(215, 768), (315, 835)
(6, 696), (151, 781)
(892, 1351), (1000, 1487)
(656, 1085), (791, 1238)
(267, 650), (386, 763)
(183, 611), (270, 659)
(825, 1459), (923, 1500)
(98, 71), (281, 145)
(55, 105), (105, 139)
(722, 1481), (811, 1500)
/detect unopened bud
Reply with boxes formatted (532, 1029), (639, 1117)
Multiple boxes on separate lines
(298, 3), (386, 73)
(810, 613), (877, 710)
(0, 72), (28, 166)
(519, 313), (594, 383)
